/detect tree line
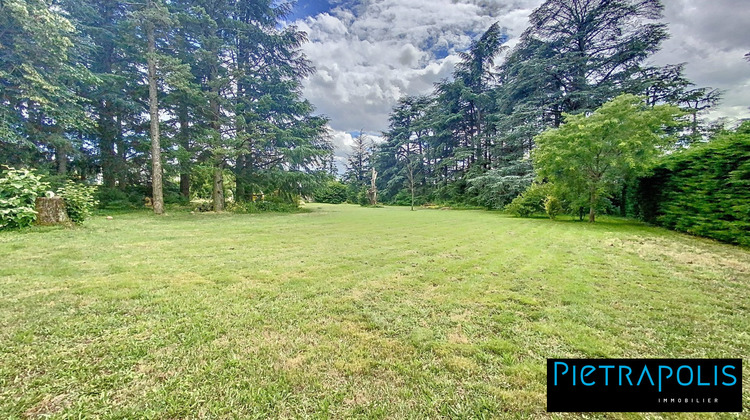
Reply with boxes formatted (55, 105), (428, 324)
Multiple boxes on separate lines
(1, 0), (333, 213)
(364, 0), (726, 213)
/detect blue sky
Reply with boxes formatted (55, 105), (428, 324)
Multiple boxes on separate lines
(288, 0), (337, 22)
(285, 0), (750, 170)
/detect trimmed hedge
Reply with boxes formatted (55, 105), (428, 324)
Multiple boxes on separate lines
(636, 123), (750, 246)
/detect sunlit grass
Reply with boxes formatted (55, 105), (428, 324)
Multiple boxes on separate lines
(1, 204), (748, 418)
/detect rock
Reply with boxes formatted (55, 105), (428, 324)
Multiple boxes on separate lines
(35, 197), (69, 225)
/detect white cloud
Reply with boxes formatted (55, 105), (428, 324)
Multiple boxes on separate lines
(651, 0), (750, 122)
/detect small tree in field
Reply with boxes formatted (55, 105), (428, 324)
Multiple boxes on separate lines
(533, 94), (682, 222)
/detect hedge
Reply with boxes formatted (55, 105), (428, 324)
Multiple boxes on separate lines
(635, 123), (750, 246)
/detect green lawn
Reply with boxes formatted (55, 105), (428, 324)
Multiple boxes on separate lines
(1, 204), (748, 418)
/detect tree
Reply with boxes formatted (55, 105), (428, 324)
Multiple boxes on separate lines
(533, 94), (682, 222)
(143, 0), (167, 214)
(345, 132), (372, 187)
(396, 144), (418, 211)
(373, 95), (432, 203)
(505, 0), (669, 120)
(0, 0), (92, 172)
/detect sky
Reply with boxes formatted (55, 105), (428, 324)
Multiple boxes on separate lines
(285, 0), (750, 170)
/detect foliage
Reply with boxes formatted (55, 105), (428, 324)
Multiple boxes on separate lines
(97, 187), (139, 209)
(544, 196), (563, 220)
(356, 186), (370, 207)
(0, 0), (92, 170)
(505, 183), (553, 217)
(533, 94), (682, 222)
(58, 181), (98, 224)
(344, 133), (373, 187)
(503, 0), (669, 118)
(0, 168), (48, 229)
(391, 190), (426, 207)
(466, 160), (534, 209)
(314, 181), (348, 204)
(227, 200), (300, 214)
(2, 0), (332, 213)
(190, 165), (235, 201)
(636, 122), (750, 246)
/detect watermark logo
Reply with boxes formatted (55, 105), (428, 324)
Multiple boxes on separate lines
(547, 359), (742, 412)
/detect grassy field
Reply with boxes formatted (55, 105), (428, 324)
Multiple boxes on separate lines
(1, 204), (748, 418)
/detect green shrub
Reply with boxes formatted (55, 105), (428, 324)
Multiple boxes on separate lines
(390, 190), (426, 207)
(228, 200), (299, 213)
(505, 183), (553, 217)
(96, 187), (134, 209)
(58, 181), (98, 224)
(544, 195), (562, 219)
(636, 122), (750, 246)
(0, 168), (48, 229)
(357, 186), (370, 206)
(315, 181), (348, 204)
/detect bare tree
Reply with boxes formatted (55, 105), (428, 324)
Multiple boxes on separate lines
(368, 167), (378, 205)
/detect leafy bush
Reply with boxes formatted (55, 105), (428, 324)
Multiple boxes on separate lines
(315, 181), (348, 204)
(636, 122), (750, 246)
(357, 186), (371, 206)
(505, 183), (553, 217)
(96, 187), (135, 209)
(58, 181), (98, 224)
(191, 165), (235, 201)
(0, 168), (48, 229)
(228, 200), (300, 213)
(390, 190), (426, 207)
(164, 183), (189, 206)
(544, 195), (563, 219)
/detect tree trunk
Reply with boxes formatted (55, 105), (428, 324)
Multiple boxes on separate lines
(97, 42), (118, 189)
(35, 197), (69, 225)
(368, 167), (378, 205)
(589, 191), (596, 223)
(55, 146), (67, 176)
(178, 104), (190, 199)
(212, 167), (225, 212)
(116, 118), (128, 189)
(410, 181), (414, 211)
(180, 174), (190, 200)
(146, 14), (164, 215)
(235, 154), (246, 202)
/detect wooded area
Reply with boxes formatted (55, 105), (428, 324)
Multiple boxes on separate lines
(0, 0), (747, 240)
(1, 0), (332, 213)
(364, 1), (723, 209)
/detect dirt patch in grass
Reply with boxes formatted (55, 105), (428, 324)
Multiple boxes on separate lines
(24, 393), (71, 418)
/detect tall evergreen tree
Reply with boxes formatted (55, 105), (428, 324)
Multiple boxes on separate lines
(0, 0), (92, 171)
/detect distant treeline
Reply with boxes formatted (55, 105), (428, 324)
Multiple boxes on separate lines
(356, 0), (721, 210)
